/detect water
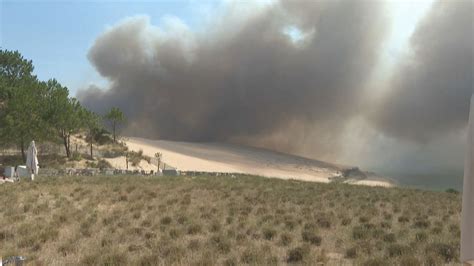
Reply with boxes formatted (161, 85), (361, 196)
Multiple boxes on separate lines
(372, 169), (464, 192)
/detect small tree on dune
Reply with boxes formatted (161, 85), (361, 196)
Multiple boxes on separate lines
(104, 107), (125, 143)
(155, 152), (162, 172)
(45, 79), (83, 158)
(82, 110), (101, 160)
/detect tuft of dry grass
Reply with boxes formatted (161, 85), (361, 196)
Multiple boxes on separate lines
(0, 175), (462, 265)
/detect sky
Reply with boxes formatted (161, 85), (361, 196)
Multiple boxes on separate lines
(1, 0), (433, 96)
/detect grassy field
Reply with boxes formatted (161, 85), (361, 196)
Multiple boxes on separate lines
(0, 175), (462, 265)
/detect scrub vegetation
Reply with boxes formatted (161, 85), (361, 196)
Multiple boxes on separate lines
(0, 175), (462, 265)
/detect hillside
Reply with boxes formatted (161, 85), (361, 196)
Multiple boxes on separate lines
(0, 175), (460, 265)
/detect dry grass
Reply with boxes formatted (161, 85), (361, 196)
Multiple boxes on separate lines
(0, 175), (462, 265)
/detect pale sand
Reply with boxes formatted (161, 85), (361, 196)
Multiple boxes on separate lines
(104, 156), (156, 172)
(346, 179), (393, 188)
(122, 137), (394, 187)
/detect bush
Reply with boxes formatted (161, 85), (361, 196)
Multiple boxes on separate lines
(387, 244), (410, 257)
(316, 214), (331, 228)
(209, 235), (231, 254)
(359, 216), (370, 223)
(352, 226), (369, 240)
(398, 216), (410, 223)
(241, 249), (259, 264)
(262, 228), (277, 240)
(383, 233), (396, 243)
(71, 151), (82, 161)
(345, 247), (357, 258)
(425, 243), (458, 263)
(341, 217), (352, 226)
(188, 239), (200, 251)
(279, 233), (292, 246)
(399, 256), (421, 266)
(287, 247), (308, 263)
(413, 218), (430, 229)
(86, 159), (112, 169)
(160, 216), (172, 225)
(363, 258), (386, 266)
(128, 150), (145, 166)
(187, 224), (202, 235)
(301, 230), (322, 246)
(445, 188), (459, 194)
(415, 231), (427, 242)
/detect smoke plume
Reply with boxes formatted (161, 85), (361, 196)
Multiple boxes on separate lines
(369, 0), (473, 142)
(78, 0), (386, 159)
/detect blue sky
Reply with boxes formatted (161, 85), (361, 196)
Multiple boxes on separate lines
(1, 0), (220, 95)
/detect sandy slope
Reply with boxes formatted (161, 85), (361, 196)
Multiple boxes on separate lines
(104, 156), (156, 172)
(123, 137), (393, 187)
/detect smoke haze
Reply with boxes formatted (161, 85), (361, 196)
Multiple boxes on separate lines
(370, 0), (473, 142)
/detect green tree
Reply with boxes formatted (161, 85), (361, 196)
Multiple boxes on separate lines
(45, 79), (84, 158)
(82, 110), (101, 159)
(104, 107), (125, 143)
(0, 49), (47, 160)
(0, 80), (49, 160)
(0, 49), (35, 104)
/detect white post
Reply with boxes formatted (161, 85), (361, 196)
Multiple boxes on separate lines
(461, 94), (474, 263)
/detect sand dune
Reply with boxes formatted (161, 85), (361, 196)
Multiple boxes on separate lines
(124, 137), (393, 187)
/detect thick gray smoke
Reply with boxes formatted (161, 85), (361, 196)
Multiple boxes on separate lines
(369, 0), (473, 142)
(78, 0), (386, 159)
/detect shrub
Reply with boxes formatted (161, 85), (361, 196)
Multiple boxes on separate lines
(413, 218), (430, 229)
(445, 188), (459, 194)
(425, 242), (458, 263)
(345, 247), (357, 258)
(188, 239), (200, 251)
(209, 235), (231, 254)
(387, 244), (410, 257)
(398, 216), (410, 223)
(224, 257), (237, 266)
(287, 247), (308, 263)
(363, 258), (386, 266)
(316, 216), (331, 228)
(383, 233), (396, 243)
(431, 227), (443, 234)
(301, 230), (322, 246)
(262, 228), (277, 240)
(241, 248), (259, 264)
(341, 217), (352, 226)
(279, 233), (293, 246)
(160, 216), (172, 225)
(71, 151), (82, 161)
(352, 226), (369, 240)
(415, 231), (427, 242)
(187, 224), (202, 235)
(399, 256), (421, 266)
(359, 216), (370, 223)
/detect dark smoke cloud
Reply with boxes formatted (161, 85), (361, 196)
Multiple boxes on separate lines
(369, 0), (473, 142)
(78, 0), (387, 158)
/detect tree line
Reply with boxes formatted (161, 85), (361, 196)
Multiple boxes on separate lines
(0, 49), (125, 161)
